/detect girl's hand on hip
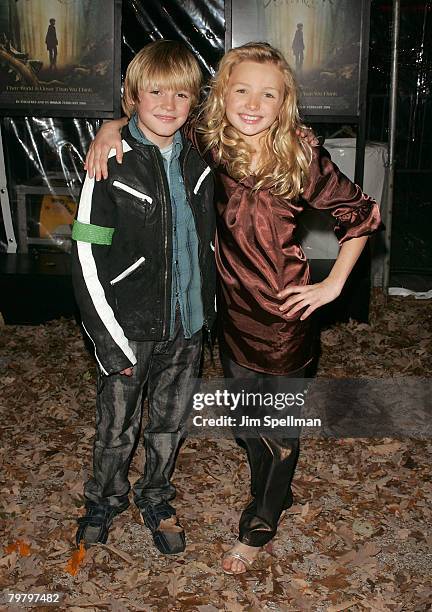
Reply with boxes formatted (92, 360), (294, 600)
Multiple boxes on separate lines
(276, 279), (342, 320)
(120, 367), (134, 377)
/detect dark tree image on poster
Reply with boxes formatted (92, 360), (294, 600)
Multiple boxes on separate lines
(0, 0), (119, 116)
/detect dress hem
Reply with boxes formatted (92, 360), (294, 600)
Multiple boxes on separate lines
(223, 354), (315, 376)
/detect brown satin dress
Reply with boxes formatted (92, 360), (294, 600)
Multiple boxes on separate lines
(214, 145), (382, 375)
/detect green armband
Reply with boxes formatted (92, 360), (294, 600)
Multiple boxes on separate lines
(72, 220), (114, 245)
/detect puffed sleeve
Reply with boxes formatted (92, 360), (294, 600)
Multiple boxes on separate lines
(302, 145), (383, 244)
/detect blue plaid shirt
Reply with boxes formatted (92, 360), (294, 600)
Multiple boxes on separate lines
(128, 116), (203, 338)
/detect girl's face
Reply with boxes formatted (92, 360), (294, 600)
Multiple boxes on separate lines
(225, 60), (285, 147)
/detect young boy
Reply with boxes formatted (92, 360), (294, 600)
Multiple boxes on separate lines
(71, 41), (216, 554)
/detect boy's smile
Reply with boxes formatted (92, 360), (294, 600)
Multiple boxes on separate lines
(134, 88), (192, 148)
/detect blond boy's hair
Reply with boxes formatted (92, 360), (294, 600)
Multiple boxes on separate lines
(122, 40), (202, 117)
(198, 42), (312, 200)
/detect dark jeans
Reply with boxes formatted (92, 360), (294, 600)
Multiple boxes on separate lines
(221, 353), (305, 547)
(84, 309), (202, 511)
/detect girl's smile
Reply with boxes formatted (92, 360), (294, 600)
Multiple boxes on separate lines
(238, 113), (263, 124)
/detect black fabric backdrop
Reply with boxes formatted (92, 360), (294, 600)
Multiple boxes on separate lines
(0, 0), (430, 277)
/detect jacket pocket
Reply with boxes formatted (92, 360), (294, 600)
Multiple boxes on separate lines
(110, 256), (146, 285)
(113, 180), (153, 203)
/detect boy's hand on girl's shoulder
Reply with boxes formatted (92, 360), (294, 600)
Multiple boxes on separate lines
(296, 126), (320, 147)
(84, 118), (126, 181)
(120, 367), (134, 376)
(85, 139), (117, 182)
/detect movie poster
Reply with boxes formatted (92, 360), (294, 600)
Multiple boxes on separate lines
(230, 0), (365, 117)
(0, 0), (121, 117)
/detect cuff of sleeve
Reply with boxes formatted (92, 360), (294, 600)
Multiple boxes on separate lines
(100, 354), (137, 376)
(335, 202), (384, 244)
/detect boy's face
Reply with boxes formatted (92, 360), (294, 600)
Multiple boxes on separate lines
(134, 87), (192, 148)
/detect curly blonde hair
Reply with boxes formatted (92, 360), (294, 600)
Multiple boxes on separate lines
(198, 42), (312, 199)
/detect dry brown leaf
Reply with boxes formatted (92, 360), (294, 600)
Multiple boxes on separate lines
(326, 600), (359, 612)
(101, 543), (134, 564)
(167, 572), (187, 599)
(0, 551), (18, 569)
(192, 560), (218, 575)
(368, 441), (403, 455)
(81, 581), (99, 597)
(317, 574), (350, 590)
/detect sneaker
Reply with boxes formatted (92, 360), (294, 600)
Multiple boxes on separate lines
(138, 501), (186, 555)
(75, 503), (118, 548)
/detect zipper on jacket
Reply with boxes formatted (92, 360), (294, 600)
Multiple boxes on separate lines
(152, 148), (171, 339)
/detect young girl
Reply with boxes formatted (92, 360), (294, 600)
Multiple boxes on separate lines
(85, 42), (381, 575)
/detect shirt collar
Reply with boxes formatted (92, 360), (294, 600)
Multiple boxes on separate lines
(171, 130), (183, 159)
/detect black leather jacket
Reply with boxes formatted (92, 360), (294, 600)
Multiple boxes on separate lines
(71, 127), (216, 375)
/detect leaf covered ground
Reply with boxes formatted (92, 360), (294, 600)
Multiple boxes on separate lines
(0, 291), (431, 611)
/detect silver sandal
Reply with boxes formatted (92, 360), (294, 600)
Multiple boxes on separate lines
(222, 541), (272, 575)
